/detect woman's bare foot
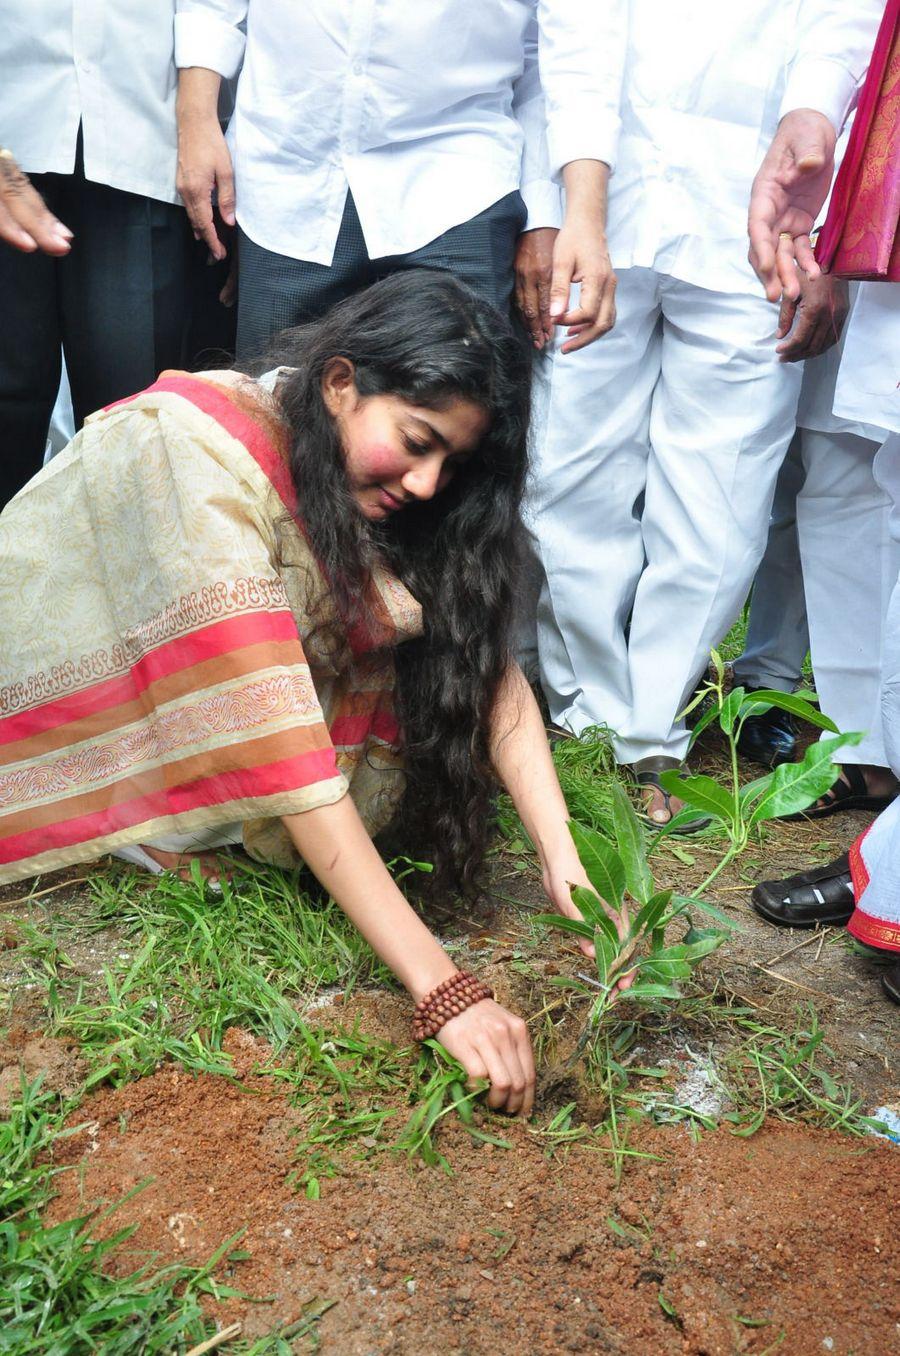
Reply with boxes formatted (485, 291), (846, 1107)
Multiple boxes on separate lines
(137, 845), (231, 883)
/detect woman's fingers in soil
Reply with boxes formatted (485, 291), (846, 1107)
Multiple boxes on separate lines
(441, 1002), (535, 1118)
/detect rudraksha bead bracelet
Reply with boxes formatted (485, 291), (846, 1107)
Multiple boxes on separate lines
(412, 969), (494, 1041)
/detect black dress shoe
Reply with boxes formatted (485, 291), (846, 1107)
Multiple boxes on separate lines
(751, 853), (853, 928)
(736, 688), (797, 768)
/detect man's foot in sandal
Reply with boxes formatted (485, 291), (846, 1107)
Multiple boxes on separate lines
(630, 756), (711, 834)
(783, 763), (899, 821)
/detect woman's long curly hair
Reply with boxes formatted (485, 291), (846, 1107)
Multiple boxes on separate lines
(245, 270), (531, 894)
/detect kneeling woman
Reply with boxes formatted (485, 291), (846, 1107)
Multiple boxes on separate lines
(0, 272), (606, 1115)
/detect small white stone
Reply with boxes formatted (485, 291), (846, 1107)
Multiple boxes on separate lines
(696, 1240), (707, 1248)
(283, 1227), (293, 1238)
(822, 1340), (834, 1351)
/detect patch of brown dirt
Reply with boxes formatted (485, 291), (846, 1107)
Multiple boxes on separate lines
(47, 1030), (899, 1355)
(0, 1026), (86, 1112)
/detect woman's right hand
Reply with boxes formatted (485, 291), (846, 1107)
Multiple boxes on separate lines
(436, 998), (535, 1117)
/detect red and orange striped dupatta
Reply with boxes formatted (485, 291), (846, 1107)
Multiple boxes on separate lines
(0, 372), (422, 883)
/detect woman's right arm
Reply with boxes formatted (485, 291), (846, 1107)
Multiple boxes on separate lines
(281, 795), (535, 1116)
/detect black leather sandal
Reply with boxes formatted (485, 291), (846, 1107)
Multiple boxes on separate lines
(783, 764), (897, 821)
(630, 755), (711, 835)
(751, 853), (854, 928)
(881, 962), (900, 1005)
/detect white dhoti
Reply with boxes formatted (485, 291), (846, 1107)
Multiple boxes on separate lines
(528, 267), (802, 763)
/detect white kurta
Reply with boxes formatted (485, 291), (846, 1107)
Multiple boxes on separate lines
(530, 0), (881, 763)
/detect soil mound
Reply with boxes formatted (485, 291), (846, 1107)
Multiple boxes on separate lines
(47, 1030), (899, 1354)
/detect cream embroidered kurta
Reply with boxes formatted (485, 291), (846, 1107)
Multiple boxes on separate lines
(0, 371), (422, 883)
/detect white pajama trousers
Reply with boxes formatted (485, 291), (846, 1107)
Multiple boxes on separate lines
(528, 267), (802, 764)
(849, 434), (900, 948)
(799, 428), (895, 765)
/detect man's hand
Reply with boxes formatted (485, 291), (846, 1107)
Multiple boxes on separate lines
(748, 109), (836, 303)
(776, 272), (849, 363)
(515, 227), (558, 349)
(514, 160), (616, 354)
(176, 68), (235, 261)
(548, 216), (617, 354)
(0, 149), (72, 255)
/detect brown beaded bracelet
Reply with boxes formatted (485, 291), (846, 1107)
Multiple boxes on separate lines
(412, 969), (494, 1041)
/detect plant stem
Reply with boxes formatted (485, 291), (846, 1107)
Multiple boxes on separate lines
(695, 845), (739, 899)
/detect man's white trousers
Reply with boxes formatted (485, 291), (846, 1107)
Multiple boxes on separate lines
(527, 267), (801, 763)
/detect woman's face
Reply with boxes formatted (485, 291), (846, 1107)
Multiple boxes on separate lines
(322, 361), (489, 521)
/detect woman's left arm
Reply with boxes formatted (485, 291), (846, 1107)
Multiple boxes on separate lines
(489, 663), (628, 958)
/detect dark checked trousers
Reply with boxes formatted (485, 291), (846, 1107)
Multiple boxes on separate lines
(235, 190), (527, 360)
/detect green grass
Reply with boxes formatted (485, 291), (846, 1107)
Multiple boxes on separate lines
(0, 1077), (258, 1355)
(20, 862), (396, 1080)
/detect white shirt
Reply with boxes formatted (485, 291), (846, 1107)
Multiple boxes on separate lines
(0, 0), (180, 205)
(834, 284), (900, 437)
(174, 0), (625, 263)
(600, 0), (884, 296)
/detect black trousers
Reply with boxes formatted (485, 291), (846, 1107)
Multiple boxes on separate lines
(236, 189), (527, 360)
(0, 142), (193, 506)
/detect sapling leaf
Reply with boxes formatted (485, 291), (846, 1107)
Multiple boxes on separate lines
(740, 688), (838, 733)
(672, 894), (742, 930)
(658, 771), (736, 826)
(546, 975), (594, 993)
(639, 954), (693, 980)
(677, 683), (714, 722)
(686, 698), (722, 750)
(568, 821), (625, 908)
(648, 804), (713, 844)
(594, 930), (616, 987)
(609, 782), (653, 904)
(681, 925), (725, 959)
(738, 772), (770, 806)
(747, 732), (864, 825)
(629, 888), (673, 940)
(533, 912), (593, 940)
(710, 647), (725, 684)
(624, 982), (683, 1002)
(570, 885), (621, 946)
(718, 686), (746, 735)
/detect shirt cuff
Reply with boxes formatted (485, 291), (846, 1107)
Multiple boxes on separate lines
(547, 109), (620, 179)
(174, 12), (246, 78)
(779, 57), (860, 135)
(521, 179), (563, 231)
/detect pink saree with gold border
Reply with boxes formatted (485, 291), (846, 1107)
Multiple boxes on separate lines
(815, 0), (900, 281)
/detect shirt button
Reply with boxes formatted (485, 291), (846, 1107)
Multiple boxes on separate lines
(352, 61), (364, 75)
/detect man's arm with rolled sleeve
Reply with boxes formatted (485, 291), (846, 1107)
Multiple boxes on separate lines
(515, 0), (627, 352)
(175, 0), (249, 259)
(748, 0), (883, 301)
